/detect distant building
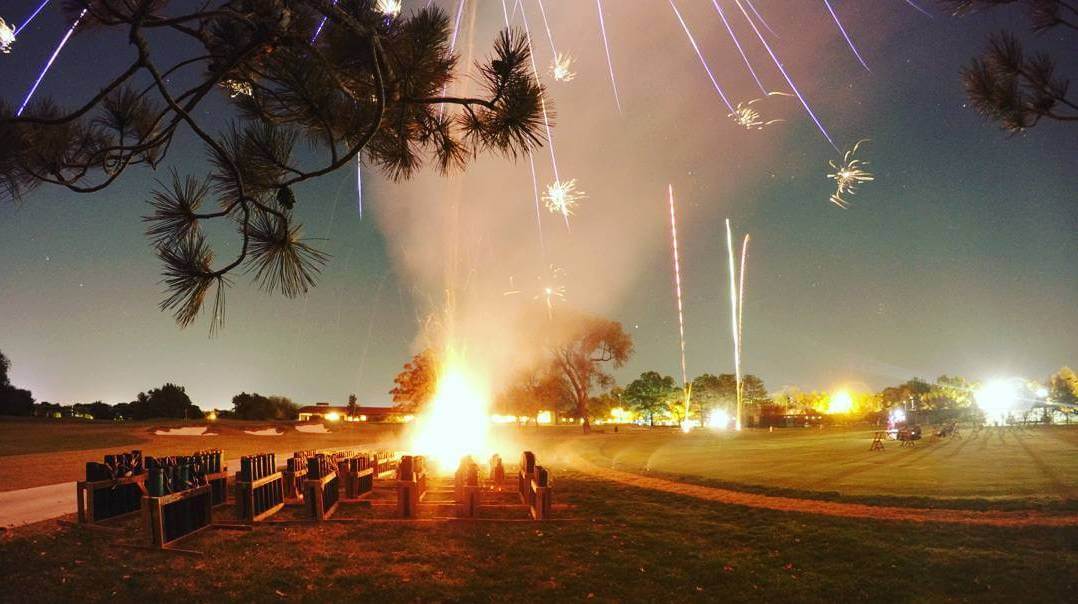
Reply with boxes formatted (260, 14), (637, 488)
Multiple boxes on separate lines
(296, 402), (405, 423)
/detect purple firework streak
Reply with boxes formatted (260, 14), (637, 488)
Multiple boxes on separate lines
(731, 0), (836, 149)
(595, 0), (623, 113)
(823, 0), (870, 72)
(17, 8), (87, 116)
(14, 0), (51, 36)
(668, 0), (734, 112)
(711, 0), (768, 95)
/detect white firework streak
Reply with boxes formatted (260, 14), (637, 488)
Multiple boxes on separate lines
(827, 139), (875, 208)
(729, 91), (792, 130)
(595, 0), (623, 112)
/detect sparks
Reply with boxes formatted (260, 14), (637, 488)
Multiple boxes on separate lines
(827, 139), (875, 208)
(595, 0), (622, 112)
(222, 79), (253, 98)
(536, 265), (567, 317)
(17, 8), (87, 117)
(0, 18), (15, 53)
(376, 0), (403, 16)
(543, 179), (585, 219)
(667, 186), (689, 400)
(550, 52), (575, 82)
(823, 0), (870, 72)
(729, 92), (791, 130)
(732, 0), (836, 149)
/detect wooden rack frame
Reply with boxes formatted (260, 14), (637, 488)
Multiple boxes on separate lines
(142, 484), (213, 548)
(76, 474), (147, 524)
(235, 471), (285, 523)
(304, 471), (340, 521)
(206, 468), (229, 507)
(283, 467), (308, 500)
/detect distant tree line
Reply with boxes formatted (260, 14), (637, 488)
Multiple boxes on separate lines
(229, 392), (298, 420)
(31, 383), (203, 420)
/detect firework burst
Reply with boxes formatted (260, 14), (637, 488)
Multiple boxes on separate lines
(223, 79), (253, 98)
(0, 18), (15, 53)
(827, 139), (875, 208)
(543, 179), (585, 219)
(729, 92), (791, 130)
(536, 265), (568, 317)
(376, 0), (403, 17)
(550, 52), (576, 82)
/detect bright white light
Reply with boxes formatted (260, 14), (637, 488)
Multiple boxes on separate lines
(707, 409), (731, 430)
(550, 52), (576, 82)
(324, 411), (341, 422)
(0, 18), (15, 53)
(827, 390), (853, 415)
(889, 407), (906, 424)
(976, 379), (1018, 424)
(408, 349), (492, 472)
(376, 0), (403, 16)
(537, 410), (553, 425)
(1036, 387), (1049, 399)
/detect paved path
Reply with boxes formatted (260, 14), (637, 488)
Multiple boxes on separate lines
(571, 456), (1078, 527)
(2, 454), (263, 528)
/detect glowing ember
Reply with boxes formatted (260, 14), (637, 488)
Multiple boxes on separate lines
(543, 179), (585, 218)
(0, 18), (15, 53)
(550, 52), (576, 82)
(729, 92), (791, 130)
(376, 0), (403, 17)
(223, 79), (253, 98)
(827, 139), (874, 208)
(407, 349), (493, 472)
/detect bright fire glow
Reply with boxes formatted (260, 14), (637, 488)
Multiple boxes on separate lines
(324, 411), (341, 422)
(376, 0), (403, 17)
(976, 379), (1019, 424)
(707, 409), (730, 429)
(827, 390), (853, 414)
(408, 350), (492, 472)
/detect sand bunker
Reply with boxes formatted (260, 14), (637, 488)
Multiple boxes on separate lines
(295, 424), (330, 434)
(154, 426), (215, 436)
(244, 428), (284, 436)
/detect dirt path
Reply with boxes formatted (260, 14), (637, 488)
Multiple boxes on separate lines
(570, 455), (1078, 527)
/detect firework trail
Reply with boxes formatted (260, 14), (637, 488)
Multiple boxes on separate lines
(725, 219), (743, 430)
(668, 0), (733, 112)
(13, 0), (51, 37)
(534, 0), (574, 82)
(710, 0), (767, 95)
(516, 0), (573, 228)
(534, 0), (559, 56)
(732, 0), (836, 150)
(310, 0), (339, 43)
(501, 0), (546, 252)
(595, 0), (622, 112)
(823, 0), (870, 72)
(17, 8), (86, 116)
(902, 0), (934, 18)
(668, 186), (689, 402)
(356, 156), (363, 219)
(744, 0), (779, 37)
(736, 234), (749, 409)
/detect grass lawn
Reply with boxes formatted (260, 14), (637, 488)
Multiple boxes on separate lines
(0, 471), (1074, 603)
(568, 425), (1078, 506)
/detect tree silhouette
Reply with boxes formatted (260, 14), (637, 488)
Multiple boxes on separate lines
(547, 313), (633, 432)
(624, 371), (678, 427)
(0, 1), (546, 331)
(390, 348), (438, 413)
(0, 350), (35, 416)
(347, 393), (358, 419)
(941, 1), (1077, 131)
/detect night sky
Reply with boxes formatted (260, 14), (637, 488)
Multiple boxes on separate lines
(1, 1), (1075, 409)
